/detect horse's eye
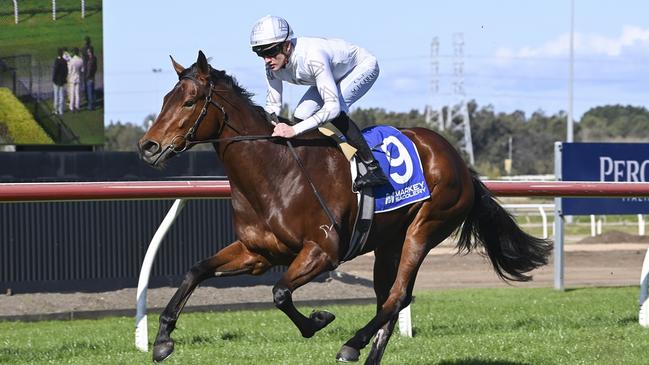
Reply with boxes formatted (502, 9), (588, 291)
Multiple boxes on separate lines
(184, 100), (195, 108)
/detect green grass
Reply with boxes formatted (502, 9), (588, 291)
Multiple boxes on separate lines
(0, 1), (104, 145)
(0, 1), (102, 65)
(0, 88), (54, 144)
(0, 287), (647, 364)
(57, 108), (105, 145)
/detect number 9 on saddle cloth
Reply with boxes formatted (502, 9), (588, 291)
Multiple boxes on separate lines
(359, 126), (430, 212)
(325, 124), (431, 213)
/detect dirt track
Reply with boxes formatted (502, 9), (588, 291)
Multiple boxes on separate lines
(1, 241), (647, 320)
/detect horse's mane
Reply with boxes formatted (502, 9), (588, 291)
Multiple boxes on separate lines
(180, 64), (255, 105)
(178, 63), (290, 129)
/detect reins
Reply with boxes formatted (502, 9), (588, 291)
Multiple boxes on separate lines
(177, 79), (341, 235)
(285, 139), (341, 233)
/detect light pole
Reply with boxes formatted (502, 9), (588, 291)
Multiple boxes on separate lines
(567, 0), (575, 142)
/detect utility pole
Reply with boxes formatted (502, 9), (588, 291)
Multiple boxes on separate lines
(450, 33), (474, 165)
(426, 34), (474, 165)
(425, 37), (445, 130)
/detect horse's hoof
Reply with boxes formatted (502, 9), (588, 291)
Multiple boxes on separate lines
(301, 310), (336, 338)
(310, 310), (336, 331)
(152, 340), (174, 363)
(336, 345), (360, 362)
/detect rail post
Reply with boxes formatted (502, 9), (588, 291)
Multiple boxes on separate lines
(135, 199), (188, 352)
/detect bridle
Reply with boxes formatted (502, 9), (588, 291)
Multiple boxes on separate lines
(169, 78), (231, 153)
(167, 77), (282, 154)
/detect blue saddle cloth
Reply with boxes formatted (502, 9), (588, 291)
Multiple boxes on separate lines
(361, 126), (431, 213)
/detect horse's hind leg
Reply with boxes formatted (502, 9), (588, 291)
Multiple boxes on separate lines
(273, 240), (337, 338)
(365, 246), (406, 365)
(337, 244), (408, 364)
(337, 216), (453, 363)
(153, 240), (270, 362)
(365, 317), (398, 365)
(364, 277), (417, 365)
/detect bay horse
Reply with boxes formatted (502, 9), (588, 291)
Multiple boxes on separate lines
(138, 51), (552, 364)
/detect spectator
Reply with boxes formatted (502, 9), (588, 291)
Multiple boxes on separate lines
(62, 47), (71, 62)
(67, 48), (84, 112)
(81, 36), (92, 93)
(85, 47), (97, 110)
(52, 48), (67, 115)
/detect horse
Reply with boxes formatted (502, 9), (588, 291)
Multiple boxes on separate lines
(138, 50), (552, 364)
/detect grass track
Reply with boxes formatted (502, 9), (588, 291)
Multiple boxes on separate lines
(1, 286), (647, 364)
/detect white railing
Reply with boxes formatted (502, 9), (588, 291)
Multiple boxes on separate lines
(502, 203), (554, 239)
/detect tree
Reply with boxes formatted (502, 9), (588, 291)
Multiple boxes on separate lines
(104, 122), (145, 151)
(578, 105), (649, 141)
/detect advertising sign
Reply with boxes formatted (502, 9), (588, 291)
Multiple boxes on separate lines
(561, 142), (649, 215)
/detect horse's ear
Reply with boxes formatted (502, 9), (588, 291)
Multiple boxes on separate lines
(196, 50), (209, 77)
(169, 55), (185, 76)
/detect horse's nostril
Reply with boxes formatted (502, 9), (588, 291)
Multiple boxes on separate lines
(141, 140), (160, 156)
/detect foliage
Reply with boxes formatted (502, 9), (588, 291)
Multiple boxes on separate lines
(578, 105), (649, 142)
(0, 88), (54, 144)
(104, 121), (146, 151)
(105, 116), (214, 152)
(350, 107), (429, 130)
(0, 287), (646, 364)
(105, 94), (649, 171)
(347, 102), (649, 176)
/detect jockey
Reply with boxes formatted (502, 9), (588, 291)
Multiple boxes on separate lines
(250, 15), (389, 190)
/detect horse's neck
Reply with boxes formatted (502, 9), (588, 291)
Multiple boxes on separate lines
(216, 105), (290, 190)
(217, 118), (344, 218)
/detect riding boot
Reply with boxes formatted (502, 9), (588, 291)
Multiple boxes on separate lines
(331, 113), (389, 190)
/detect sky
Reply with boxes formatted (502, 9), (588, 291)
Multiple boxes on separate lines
(103, 0), (649, 126)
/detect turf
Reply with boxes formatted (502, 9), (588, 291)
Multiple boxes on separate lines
(0, 286), (646, 364)
(0, 1), (102, 60)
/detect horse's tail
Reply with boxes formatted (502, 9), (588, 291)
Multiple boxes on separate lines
(456, 171), (553, 281)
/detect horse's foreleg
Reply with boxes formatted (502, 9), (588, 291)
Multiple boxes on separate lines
(273, 240), (336, 338)
(153, 240), (270, 362)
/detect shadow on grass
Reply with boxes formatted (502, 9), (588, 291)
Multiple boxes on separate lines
(436, 360), (531, 365)
(562, 286), (631, 294)
(176, 331), (243, 346)
(617, 315), (638, 325)
(55, 12), (72, 20)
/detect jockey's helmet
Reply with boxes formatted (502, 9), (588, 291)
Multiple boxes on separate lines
(250, 15), (294, 53)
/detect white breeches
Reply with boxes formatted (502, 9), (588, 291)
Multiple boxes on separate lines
(293, 56), (379, 120)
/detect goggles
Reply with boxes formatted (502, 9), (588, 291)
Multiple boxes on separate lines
(252, 42), (284, 58)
